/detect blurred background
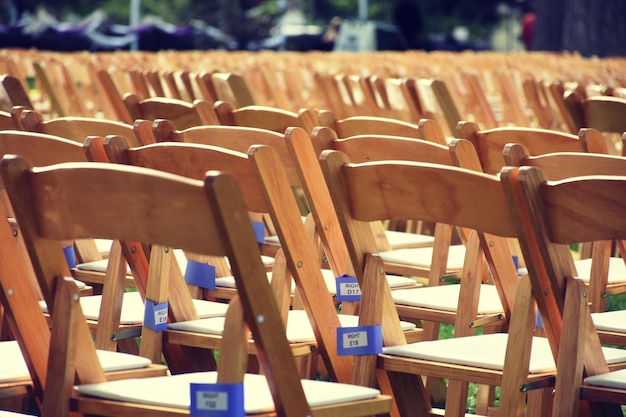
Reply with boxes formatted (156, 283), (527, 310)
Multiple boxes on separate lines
(0, 0), (624, 57)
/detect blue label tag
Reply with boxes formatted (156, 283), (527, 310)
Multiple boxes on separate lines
(63, 245), (77, 269)
(337, 325), (383, 356)
(335, 275), (361, 302)
(185, 260), (217, 290)
(190, 383), (245, 417)
(535, 309), (544, 329)
(144, 299), (168, 332)
(251, 221), (265, 244)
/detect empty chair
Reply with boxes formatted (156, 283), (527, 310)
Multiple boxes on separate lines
(124, 93), (219, 130)
(0, 154), (391, 417)
(501, 164), (626, 416)
(214, 100), (318, 134)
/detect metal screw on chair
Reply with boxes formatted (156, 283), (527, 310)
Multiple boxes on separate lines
(7, 288), (13, 296)
(257, 315), (265, 324)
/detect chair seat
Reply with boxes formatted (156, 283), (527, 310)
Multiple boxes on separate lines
(592, 309), (626, 333)
(79, 253), (275, 277)
(94, 239), (113, 255)
(0, 340), (152, 383)
(74, 371), (382, 413)
(40, 291), (229, 324)
(379, 244), (466, 270)
(382, 333), (626, 374)
(391, 283), (503, 314)
(212, 269), (417, 294)
(584, 368), (626, 389)
(574, 257), (626, 284)
(264, 230), (431, 251)
(76, 259), (132, 275)
(0, 412), (37, 417)
(167, 309), (416, 343)
(384, 230), (435, 249)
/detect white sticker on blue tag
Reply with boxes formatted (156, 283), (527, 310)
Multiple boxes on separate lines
(335, 274), (361, 302)
(190, 383), (244, 417)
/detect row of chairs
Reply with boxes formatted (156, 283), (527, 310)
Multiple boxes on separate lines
(4, 49), (626, 140)
(2, 112), (626, 416)
(3, 78), (624, 412)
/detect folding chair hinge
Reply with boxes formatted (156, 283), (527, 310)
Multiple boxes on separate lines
(519, 376), (555, 392)
(469, 313), (504, 328)
(111, 328), (142, 341)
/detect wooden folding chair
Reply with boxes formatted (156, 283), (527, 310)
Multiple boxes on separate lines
(504, 143), (626, 321)
(309, 125), (465, 286)
(0, 130), (159, 354)
(0, 164), (168, 415)
(459, 122), (626, 312)
(211, 72), (256, 108)
(565, 92), (626, 155)
(0, 155), (391, 417)
(317, 109), (446, 144)
(318, 147), (626, 417)
(94, 136), (325, 375)
(214, 100), (318, 134)
(501, 164), (626, 417)
(123, 93), (219, 129)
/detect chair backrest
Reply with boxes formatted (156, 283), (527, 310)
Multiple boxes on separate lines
(0, 155), (314, 416)
(211, 72), (256, 108)
(100, 135), (352, 384)
(317, 110), (447, 144)
(214, 101), (318, 134)
(1, 75), (33, 109)
(318, 146), (520, 390)
(124, 94), (219, 130)
(457, 120), (609, 175)
(501, 164), (626, 415)
(17, 108), (150, 146)
(152, 118), (301, 188)
(303, 123), (462, 282)
(0, 109), (17, 130)
(566, 93), (626, 155)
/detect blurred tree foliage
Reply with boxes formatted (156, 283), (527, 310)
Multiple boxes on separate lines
(8, 0), (513, 44)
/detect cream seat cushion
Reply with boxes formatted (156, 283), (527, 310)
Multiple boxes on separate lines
(40, 291), (228, 324)
(75, 371), (382, 413)
(213, 268), (416, 294)
(0, 340), (151, 383)
(584, 368), (626, 389)
(168, 309), (416, 343)
(574, 257), (626, 284)
(384, 230), (435, 249)
(379, 244), (466, 270)
(383, 333), (626, 374)
(391, 284), (503, 314)
(267, 230), (435, 250)
(78, 253), (274, 277)
(592, 310), (626, 333)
